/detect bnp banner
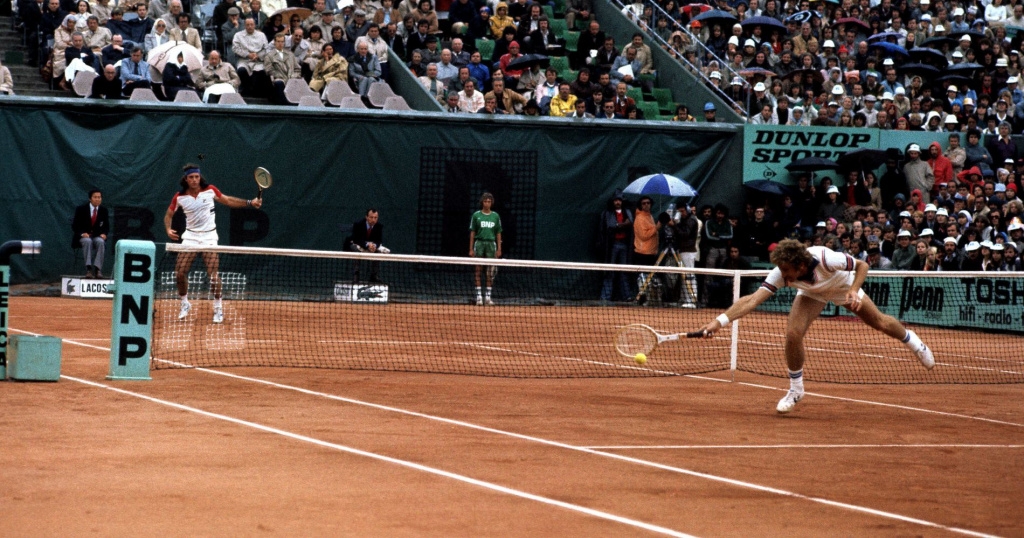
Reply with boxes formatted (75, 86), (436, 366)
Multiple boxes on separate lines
(751, 274), (1024, 334)
(742, 125), (952, 187)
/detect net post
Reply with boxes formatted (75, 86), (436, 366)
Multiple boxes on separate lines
(729, 270), (741, 381)
(0, 263), (8, 380)
(107, 240), (155, 381)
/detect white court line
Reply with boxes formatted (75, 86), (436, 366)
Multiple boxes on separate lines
(58, 375), (695, 538)
(585, 444), (1024, 450)
(12, 329), (1010, 538)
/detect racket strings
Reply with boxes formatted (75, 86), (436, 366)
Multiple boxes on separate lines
(616, 326), (658, 356)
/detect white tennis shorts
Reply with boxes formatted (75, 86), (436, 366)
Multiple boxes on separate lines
(181, 229), (219, 247)
(797, 286), (865, 306)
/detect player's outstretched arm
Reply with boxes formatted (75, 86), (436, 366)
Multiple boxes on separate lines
(699, 287), (773, 336)
(216, 193), (262, 209)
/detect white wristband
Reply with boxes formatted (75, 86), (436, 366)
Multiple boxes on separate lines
(716, 314), (730, 327)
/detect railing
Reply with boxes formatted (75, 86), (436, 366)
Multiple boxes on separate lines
(609, 0), (749, 119)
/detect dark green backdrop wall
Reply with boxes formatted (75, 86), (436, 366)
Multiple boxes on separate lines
(0, 98), (741, 282)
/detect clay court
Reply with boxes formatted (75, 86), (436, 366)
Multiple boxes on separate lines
(3, 296), (1024, 537)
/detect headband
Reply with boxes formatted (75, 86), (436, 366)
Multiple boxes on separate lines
(184, 167), (201, 176)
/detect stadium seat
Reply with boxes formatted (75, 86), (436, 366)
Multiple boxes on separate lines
(626, 86), (643, 103)
(323, 79), (356, 106)
(298, 95), (325, 107)
(638, 101), (660, 120)
(652, 87), (674, 111)
(475, 39), (495, 60)
(563, 31), (579, 53)
(550, 19), (568, 38)
(217, 92), (247, 104)
(553, 0), (567, 15)
(173, 90), (203, 103)
(339, 95), (368, 108)
(542, 5), (554, 19)
(549, 55), (570, 73)
(383, 96), (412, 110)
(284, 78), (318, 105)
(128, 88), (160, 102)
(72, 70), (97, 97)
(366, 81), (396, 107)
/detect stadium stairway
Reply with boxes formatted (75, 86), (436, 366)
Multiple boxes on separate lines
(1, 15), (67, 98)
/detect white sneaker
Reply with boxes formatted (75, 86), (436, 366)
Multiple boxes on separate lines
(485, 298), (495, 306)
(911, 337), (935, 370)
(213, 306), (224, 324)
(776, 390), (804, 414)
(178, 301), (191, 320)
(475, 296), (483, 306)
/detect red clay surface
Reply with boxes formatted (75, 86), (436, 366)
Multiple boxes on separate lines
(2, 297), (1023, 537)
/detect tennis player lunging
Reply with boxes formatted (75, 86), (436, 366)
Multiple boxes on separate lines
(164, 163), (263, 324)
(469, 192), (502, 306)
(700, 239), (935, 414)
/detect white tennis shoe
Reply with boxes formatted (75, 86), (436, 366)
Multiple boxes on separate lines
(485, 298), (495, 306)
(178, 301), (191, 320)
(912, 339), (935, 370)
(213, 306), (224, 324)
(475, 296), (483, 306)
(776, 390), (804, 414)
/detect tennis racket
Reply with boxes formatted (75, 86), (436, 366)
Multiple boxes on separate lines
(254, 167), (273, 199)
(614, 324), (705, 358)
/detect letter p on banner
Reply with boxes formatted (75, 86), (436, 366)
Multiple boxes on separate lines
(108, 240), (155, 380)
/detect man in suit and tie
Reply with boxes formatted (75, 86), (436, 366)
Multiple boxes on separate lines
(345, 208), (385, 283)
(120, 46), (152, 95)
(72, 189), (109, 278)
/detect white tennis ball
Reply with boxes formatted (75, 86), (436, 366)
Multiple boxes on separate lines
(634, 353), (647, 365)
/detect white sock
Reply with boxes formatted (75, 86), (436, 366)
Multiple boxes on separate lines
(476, 287), (482, 299)
(214, 298), (223, 309)
(902, 329), (922, 349)
(788, 369), (804, 393)
(485, 287), (492, 300)
(180, 294), (190, 306)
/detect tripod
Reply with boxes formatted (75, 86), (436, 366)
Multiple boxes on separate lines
(635, 245), (697, 306)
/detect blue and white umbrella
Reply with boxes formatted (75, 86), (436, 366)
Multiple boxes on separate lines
(623, 174), (698, 197)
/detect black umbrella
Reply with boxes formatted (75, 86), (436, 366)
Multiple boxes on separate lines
(945, 61), (984, 74)
(908, 47), (948, 67)
(785, 10), (818, 24)
(781, 67), (825, 85)
(869, 41), (910, 59)
(785, 157), (840, 173)
(867, 31), (903, 43)
(744, 179), (791, 195)
(506, 53), (549, 70)
(898, 62), (941, 78)
(741, 15), (788, 33)
(920, 35), (956, 49)
(692, 9), (738, 27)
(836, 148), (890, 171)
(935, 73), (972, 85)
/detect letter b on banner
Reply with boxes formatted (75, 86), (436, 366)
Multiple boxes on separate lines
(108, 240), (155, 380)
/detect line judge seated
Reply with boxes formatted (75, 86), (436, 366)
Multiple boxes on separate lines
(71, 189), (109, 278)
(344, 207), (387, 283)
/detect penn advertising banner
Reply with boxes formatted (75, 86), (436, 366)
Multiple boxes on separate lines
(752, 274), (1024, 334)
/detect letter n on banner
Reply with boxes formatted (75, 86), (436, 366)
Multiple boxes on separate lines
(107, 240), (155, 380)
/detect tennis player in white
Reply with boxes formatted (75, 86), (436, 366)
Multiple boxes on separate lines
(700, 239), (935, 414)
(164, 163), (263, 324)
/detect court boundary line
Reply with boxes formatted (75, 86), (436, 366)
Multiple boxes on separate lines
(584, 444), (1024, 450)
(13, 329), (1009, 538)
(57, 375), (696, 538)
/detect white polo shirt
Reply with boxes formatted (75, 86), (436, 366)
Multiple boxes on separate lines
(169, 185), (222, 233)
(761, 246), (858, 304)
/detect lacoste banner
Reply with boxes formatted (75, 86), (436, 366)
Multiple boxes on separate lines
(753, 274), (1024, 334)
(743, 125), (879, 187)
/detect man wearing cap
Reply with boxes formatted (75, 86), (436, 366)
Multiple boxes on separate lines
(954, 34), (972, 59)
(747, 81), (771, 117)
(961, 240), (984, 270)
(703, 102), (717, 122)
(938, 236), (962, 270)
(950, 7), (969, 33)
(904, 143), (935, 204)
(891, 229), (918, 269)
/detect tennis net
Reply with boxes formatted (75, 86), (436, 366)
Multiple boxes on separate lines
(150, 244), (1024, 383)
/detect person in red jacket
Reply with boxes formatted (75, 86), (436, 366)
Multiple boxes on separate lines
(927, 141), (953, 198)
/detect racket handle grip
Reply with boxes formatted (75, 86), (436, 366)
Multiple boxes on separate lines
(685, 331), (706, 338)
(257, 188), (263, 200)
